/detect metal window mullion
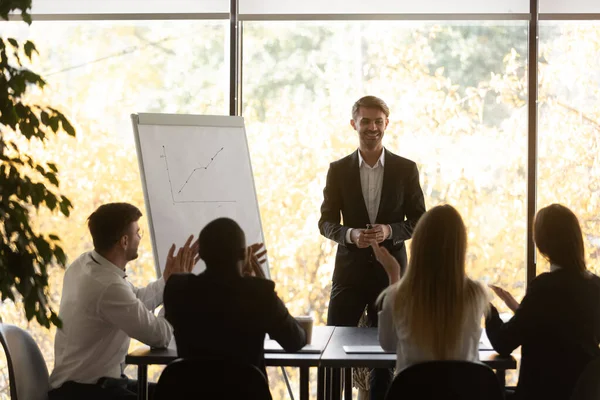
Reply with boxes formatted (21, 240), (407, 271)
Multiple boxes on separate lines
(229, 0), (240, 116)
(238, 13), (531, 21)
(8, 13), (229, 21)
(527, 0), (539, 284)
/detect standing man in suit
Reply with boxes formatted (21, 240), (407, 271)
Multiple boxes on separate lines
(319, 95), (426, 399)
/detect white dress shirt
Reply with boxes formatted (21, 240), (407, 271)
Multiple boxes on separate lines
(345, 149), (392, 243)
(49, 251), (172, 388)
(378, 283), (487, 373)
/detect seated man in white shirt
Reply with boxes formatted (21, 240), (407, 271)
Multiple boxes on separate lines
(48, 202), (197, 400)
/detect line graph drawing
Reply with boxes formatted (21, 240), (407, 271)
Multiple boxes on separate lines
(160, 145), (236, 204)
(178, 147), (223, 194)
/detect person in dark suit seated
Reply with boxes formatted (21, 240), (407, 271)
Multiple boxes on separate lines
(163, 217), (307, 379)
(486, 204), (600, 400)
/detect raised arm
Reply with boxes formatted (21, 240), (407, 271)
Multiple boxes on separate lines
(485, 279), (544, 356)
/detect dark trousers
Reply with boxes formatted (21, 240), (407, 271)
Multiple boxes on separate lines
(327, 282), (393, 400)
(48, 377), (155, 400)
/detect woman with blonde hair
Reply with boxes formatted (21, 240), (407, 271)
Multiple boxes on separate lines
(373, 204), (490, 372)
(486, 204), (600, 400)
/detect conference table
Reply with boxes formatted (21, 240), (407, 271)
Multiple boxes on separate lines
(320, 327), (517, 400)
(125, 326), (516, 400)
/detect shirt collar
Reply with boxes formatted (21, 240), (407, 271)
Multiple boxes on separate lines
(90, 250), (127, 279)
(358, 148), (385, 168)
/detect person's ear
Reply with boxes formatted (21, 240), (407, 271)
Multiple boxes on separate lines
(119, 235), (128, 249)
(385, 118), (389, 129)
(350, 118), (357, 131)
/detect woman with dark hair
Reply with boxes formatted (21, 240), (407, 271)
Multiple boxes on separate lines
(486, 203), (600, 400)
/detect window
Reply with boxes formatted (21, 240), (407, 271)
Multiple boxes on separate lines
(540, 0), (600, 14)
(0, 19), (227, 388)
(242, 21), (528, 393)
(243, 20), (529, 320)
(239, 0), (529, 16)
(538, 21), (600, 275)
(27, 0), (229, 15)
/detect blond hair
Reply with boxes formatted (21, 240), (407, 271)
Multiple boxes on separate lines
(387, 205), (489, 359)
(351, 96), (390, 120)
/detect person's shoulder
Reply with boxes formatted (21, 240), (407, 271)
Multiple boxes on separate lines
(525, 271), (568, 295)
(466, 278), (489, 297)
(385, 149), (417, 168)
(242, 276), (276, 292)
(528, 271), (554, 286)
(587, 272), (600, 284)
(580, 271), (600, 290)
(164, 273), (195, 295)
(330, 151), (357, 168)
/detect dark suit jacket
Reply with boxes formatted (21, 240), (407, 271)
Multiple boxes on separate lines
(164, 271), (306, 377)
(318, 149), (426, 287)
(486, 268), (600, 400)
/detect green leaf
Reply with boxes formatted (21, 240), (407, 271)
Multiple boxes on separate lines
(59, 115), (76, 136)
(54, 246), (66, 266)
(48, 234), (60, 241)
(40, 111), (50, 125)
(45, 193), (57, 210)
(50, 313), (62, 329)
(7, 38), (18, 48)
(59, 199), (71, 217)
(24, 41), (37, 59)
(48, 116), (59, 132)
(18, 120), (35, 139)
(47, 163), (58, 172)
(46, 172), (59, 186)
(22, 10), (32, 25)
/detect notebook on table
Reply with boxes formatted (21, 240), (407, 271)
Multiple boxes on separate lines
(264, 339), (323, 354)
(343, 345), (393, 354)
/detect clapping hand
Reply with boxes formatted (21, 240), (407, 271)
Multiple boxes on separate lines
(370, 241), (401, 284)
(489, 284), (520, 313)
(163, 234), (200, 282)
(242, 242), (267, 278)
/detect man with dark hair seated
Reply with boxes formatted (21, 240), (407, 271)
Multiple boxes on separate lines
(49, 202), (197, 400)
(164, 217), (307, 379)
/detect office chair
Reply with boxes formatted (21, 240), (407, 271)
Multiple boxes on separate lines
(0, 323), (49, 400)
(154, 357), (273, 400)
(385, 360), (504, 400)
(570, 357), (600, 400)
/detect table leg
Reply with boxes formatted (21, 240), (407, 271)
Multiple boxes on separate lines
(331, 368), (341, 400)
(495, 369), (506, 388)
(344, 368), (352, 400)
(300, 367), (309, 400)
(318, 367), (325, 400)
(137, 365), (148, 400)
(325, 368), (332, 400)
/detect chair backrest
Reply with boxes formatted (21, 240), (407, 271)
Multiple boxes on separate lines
(0, 323), (49, 400)
(385, 360), (504, 400)
(570, 357), (600, 400)
(154, 357), (273, 400)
